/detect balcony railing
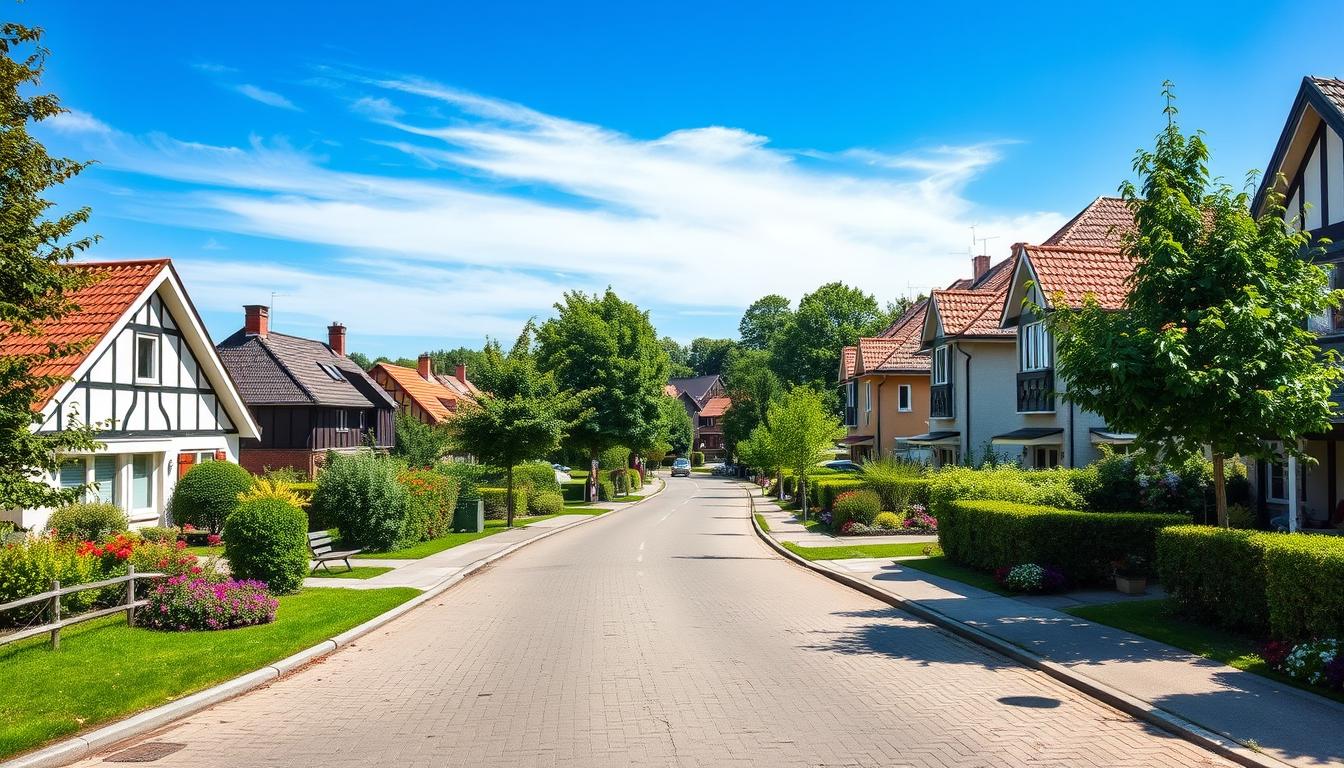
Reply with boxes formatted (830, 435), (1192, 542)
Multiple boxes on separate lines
(1017, 369), (1055, 413)
(930, 383), (953, 419)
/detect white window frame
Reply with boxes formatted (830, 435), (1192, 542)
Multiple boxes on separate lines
(134, 333), (160, 383)
(336, 409), (349, 433)
(1033, 446), (1061, 469)
(864, 381), (872, 415)
(1267, 442), (1290, 503)
(1020, 321), (1053, 372)
(932, 346), (949, 385)
(897, 384), (912, 412)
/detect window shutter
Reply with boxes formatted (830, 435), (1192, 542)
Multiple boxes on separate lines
(213, 450), (227, 462)
(177, 452), (195, 479)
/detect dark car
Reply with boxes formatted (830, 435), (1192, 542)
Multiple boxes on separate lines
(821, 459), (862, 473)
(671, 458), (692, 477)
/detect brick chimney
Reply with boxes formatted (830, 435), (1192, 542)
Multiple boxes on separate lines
(244, 305), (269, 338)
(972, 254), (990, 280)
(327, 322), (346, 357)
(418, 353), (433, 381)
(455, 363), (467, 385)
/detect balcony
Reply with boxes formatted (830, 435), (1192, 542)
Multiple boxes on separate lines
(1017, 369), (1055, 413)
(930, 383), (954, 419)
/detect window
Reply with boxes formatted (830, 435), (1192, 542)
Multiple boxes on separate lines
(864, 382), (872, 414)
(135, 334), (159, 381)
(131, 454), (153, 509)
(92, 456), (116, 504)
(897, 384), (912, 412)
(932, 346), (949, 385)
(936, 447), (960, 467)
(1033, 447), (1061, 469)
(1020, 321), (1053, 372)
(336, 409), (349, 432)
(1266, 441), (1293, 503)
(317, 362), (346, 381)
(56, 456), (117, 504)
(58, 460), (84, 493)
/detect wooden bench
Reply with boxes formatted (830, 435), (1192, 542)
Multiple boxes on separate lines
(308, 531), (362, 574)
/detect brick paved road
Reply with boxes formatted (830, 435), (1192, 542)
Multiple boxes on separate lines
(76, 477), (1228, 768)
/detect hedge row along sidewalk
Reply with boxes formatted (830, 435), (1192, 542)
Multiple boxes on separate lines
(747, 487), (1344, 768)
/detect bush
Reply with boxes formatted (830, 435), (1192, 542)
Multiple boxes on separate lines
(1281, 639), (1344, 688)
(598, 478), (616, 502)
(939, 499), (1187, 584)
(1227, 503), (1256, 530)
(903, 505), (938, 532)
(137, 525), (180, 544)
(997, 563), (1067, 594)
(480, 486), (530, 520)
(599, 446), (631, 470)
(691, 451), (704, 467)
(143, 574), (277, 631)
(860, 458), (927, 510)
(928, 466), (1084, 518)
(0, 537), (102, 625)
(815, 478), (868, 510)
(1157, 526), (1269, 633)
(437, 462), (491, 504)
(170, 461), (254, 533)
(530, 491), (565, 516)
(832, 490), (881, 529)
(561, 479), (587, 502)
(398, 469), (460, 540)
(48, 502), (128, 540)
(1262, 533), (1344, 641)
(222, 497), (309, 595)
(873, 511), (903, 530)
(514, 462), (560, 494)
(311, 452), (409, 552)
(238, 478), (306, 508)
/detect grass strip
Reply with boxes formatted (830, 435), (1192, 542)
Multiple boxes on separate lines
(306, 566), (394, 580)
(781, 541), (932, 561)
(900, 556), (1011, 595)
(754, 513), (771, 533)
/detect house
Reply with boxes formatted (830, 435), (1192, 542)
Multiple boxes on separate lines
(837, 300), (931, 462)
(1247, 76), (1344, 530)
(368, 354), (477, 426)
(0, 259), (259, 531)
(666, 374), (729, 461)
(216, 306), (395, 478)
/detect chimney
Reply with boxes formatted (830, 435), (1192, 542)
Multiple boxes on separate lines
(327, 322), (346, 357)
(244, 305), (269, 338)
(418, 353), (433, 381)
(455, 363), (467, 384)
(972, 254), (990, 280)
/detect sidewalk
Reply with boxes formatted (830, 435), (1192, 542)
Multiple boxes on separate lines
(756, 497), (937, 547)
(753, 493), (1344, 768)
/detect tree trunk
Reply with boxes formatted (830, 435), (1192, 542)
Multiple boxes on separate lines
(800, 473), (809, 521)
(1212, 452), (1228, 528)
(506, 464), (516, 529)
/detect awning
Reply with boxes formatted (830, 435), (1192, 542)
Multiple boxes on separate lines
(838, 435), (874, 446)
(900, 431), (960, 446)
(991, 427), (1064, 446)
(1090, 428), (1136, 445)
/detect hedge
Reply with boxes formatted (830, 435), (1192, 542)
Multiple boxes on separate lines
(1158, 526), (1344, 640)
(561, 479), (587, 502)
(480, 487), (529, 520)
(815, 479), (867, 511)
(928, 466), (1084, 518)
(939, 499), (1187, 584)
(222, 497), (308, 594)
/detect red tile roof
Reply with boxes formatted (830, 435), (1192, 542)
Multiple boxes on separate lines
(931, 286), (1013, 338)
(1044, 196), (1134, 249)
(838, 346), (857, 382)
(855, 337), (901, 374)
(872, 300), (930, 372)
(370, 362), (464, 424)
(699, 396), (731, 418)
(0, 260), (167, 409)
(1022, 244), (1134, 310)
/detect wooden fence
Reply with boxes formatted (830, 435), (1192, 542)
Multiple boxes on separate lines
(0, 566), (163, 649)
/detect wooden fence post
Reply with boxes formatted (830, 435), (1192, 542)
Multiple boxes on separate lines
(126, 565), (137, 627)
(49, 579), (60, 650)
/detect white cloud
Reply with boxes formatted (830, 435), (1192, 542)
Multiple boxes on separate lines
(47, 109), (112, 135)
(191, 61), (238, 74)
(233, 84), (301, 111)
(351, 96), (403, 121)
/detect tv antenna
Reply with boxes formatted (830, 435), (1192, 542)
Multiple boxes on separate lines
(269, 292), (291, 328)
(970, 225), (998, 256)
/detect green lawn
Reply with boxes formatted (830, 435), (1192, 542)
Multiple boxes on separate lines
(1063, 599), (1344, 705)
(781, 541), (932, 561)
(0, 587), (419, 759)
(307, 566), (393, 580)
(182, 545), (226, 559)
(354, 511), (598, 560)
(607, 494), (646, 502)
(799, 518), (832, 534)
(754, 513), (771, 533)
(900, 556), (1011, 595)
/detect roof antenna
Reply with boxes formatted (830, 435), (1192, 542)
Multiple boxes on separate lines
(970, 225), (999, 257)
(269, 291), (291, 329)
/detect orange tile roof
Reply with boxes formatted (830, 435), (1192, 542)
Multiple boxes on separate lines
(872, 300), (930, 372)
(931, 286), (1013, 338)
(1022, 244), (1134, 310)
(0, 259), (167, 409)
(699, 396), (731, 418)
(838, 346), (857, 382)
(1044, 196), (1134, 249)
(855, 337), (902, 374)
(370, 362), (464, 424)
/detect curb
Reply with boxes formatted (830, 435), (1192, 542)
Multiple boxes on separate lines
(5, 476), (667, 768)
(743, 486), (1291, 768)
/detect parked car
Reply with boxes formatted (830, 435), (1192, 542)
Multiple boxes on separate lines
(551, 463), (571, 473)
(821, 459), (862, 473)
(712, 463), (736, 476)
(671, 458), (691, 477)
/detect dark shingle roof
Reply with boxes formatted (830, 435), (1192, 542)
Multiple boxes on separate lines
(668, 374), (721, 406)
(1311, 76), (1344, 113)
(217, 330), (395, 409)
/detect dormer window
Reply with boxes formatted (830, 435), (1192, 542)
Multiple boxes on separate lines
(135, 334), (159, 382)
(1019, 321), (1053, 372)
(932, 346), (949, 385)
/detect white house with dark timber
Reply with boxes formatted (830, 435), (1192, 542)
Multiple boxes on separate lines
(0, 259), (260, 532)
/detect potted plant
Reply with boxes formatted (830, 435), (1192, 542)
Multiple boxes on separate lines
(1113, 554), (1148, 595)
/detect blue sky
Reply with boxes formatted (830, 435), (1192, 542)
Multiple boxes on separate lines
(18, 0), (1344, 358)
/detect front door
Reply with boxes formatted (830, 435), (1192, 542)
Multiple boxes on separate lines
(1033, 446), (1060, 469)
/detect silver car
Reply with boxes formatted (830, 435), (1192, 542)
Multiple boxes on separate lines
(671, 458), (692, 477)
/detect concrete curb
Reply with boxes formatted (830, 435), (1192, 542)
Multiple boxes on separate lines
(743, 486), (1291, 768)
(5, 477), (668, 768)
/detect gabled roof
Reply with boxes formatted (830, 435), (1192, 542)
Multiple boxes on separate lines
(369, 362), (463, 424)
(1000, 243), (1134, 327)
(920, 257), (1015, 349)
(667, 374), (721, 406)
(1253, 76), (1344, 216)
(871, 300), (931, 373)
(1043, 196), (1134, 249)
(699, 396), (731, 418)
(855, 337), (902, 375)
(838, 346), (857, 383)
(218, 330), (394, 410)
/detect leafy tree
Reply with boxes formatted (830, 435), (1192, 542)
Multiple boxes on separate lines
(536, 289), (669, 490)
(392, 410), (453, 467)
(736, 422), (782, 488)
(720, 349), (782, 459)
(687, 337), (737, 376)
(0, 25), (103, 510)
(655, 393), (694, 455)
(660, 336), (693, 379)
(347, 351), (373, 370)
(764, 386), (844, 519)
(1044, 85), (1342, 527)
(448, 328), (581, 526)
(770, 282), (884, 397)
(739, 294), (793, 351)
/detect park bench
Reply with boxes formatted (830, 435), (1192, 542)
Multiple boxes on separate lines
(308, 531), (362, 574)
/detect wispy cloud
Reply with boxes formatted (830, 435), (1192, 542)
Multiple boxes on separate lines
(191, 61), (238, 74)
(233, 84), (301, 111)
(350, 96), (402, 121)
(47, 109), (112, 135)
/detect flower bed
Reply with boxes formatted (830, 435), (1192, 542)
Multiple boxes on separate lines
(1262, 638), (1344, 692)
(143, 575), (278, 631)
(995, 563), (1067, 594)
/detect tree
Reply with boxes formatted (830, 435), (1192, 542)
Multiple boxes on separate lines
(720, 348), (782, 459)
(687, 337), (737, 376)
(656, 394), (694, 455)
(764, 387), (844, 520)
(392, 410), (453, 468)
(739, 294), (793, 351)
(447, 329), (580, 527)
(876, 296), (919, 332)
(536, 289), (669, 498)
(347, 351), (373, 370)
(736, 422), (782, 488)
(660, 336), (693, 378)
(770, 282), (884, 396)
(0, 25), (103, 510)
(1044, 84), (1342, 527)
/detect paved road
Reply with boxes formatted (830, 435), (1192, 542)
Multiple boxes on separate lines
(78, 477), (1227, 768)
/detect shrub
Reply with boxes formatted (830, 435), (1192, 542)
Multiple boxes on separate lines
(939, 499), (1186, 584)
(480, 486), (530, 520)
(1227, 503), (1257, 530)
(873, 511), (903, 530)
(128, 538), (202, 577)
(832, 489), (881, 529)
(398, 469), (460, 540)
(815, 478), (868, 510)
(170, 461), (253, 533)
(143, 575), (277, 631)
(0, 536), (102, 625)
(928, 466), (1083, 518)
(561, 479), (587, 502)
(996, 563), (1066, 594)
(437, 461), (491, 504)
(691, 451), (704, 467)
(599, 446), (631, 470)
(311, 452), (409, 552)
(48, 502), (128, 541)
(530, 490), (565, 516)
(782, 475), (797, 498)
(1157, 526), (1269, 633)
(222, 497), (309, 595)
(1262, 533), (1344, 641)
(238, 478), (306, 508)
(903, 504), (938, 532)
(1281, 639), (1344, 688)
(598, 478), (616, 502)
(514, 462), (561, 494)
(137, 525), (180, 544)
(860, 458), (927, 510)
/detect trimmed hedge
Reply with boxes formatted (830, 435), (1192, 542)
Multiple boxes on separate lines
(529, 490), (565, 516)
(48, 502), (128, 540)
(928, 467), (1084, 518)
(561, 479), (587, 502)
(1158, 526), (1344, 640)
(222, 497), (308, 594)
(691, 451), (704, 467)
(815, 479), (867, 511)
(170, 460), (254, 534)
(480, 486), (529, 520)
(939, 499), (1187, 584)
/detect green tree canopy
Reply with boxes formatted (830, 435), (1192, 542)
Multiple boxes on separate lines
(392, 410), (453, 468)
(738, 294), (793, 351)
(770, 282), (884, 396)
(687, 337), (737, 376)
(720, 348), (782, 460)
(660, 336), (693, 379)
(763, 386), (843, 519)
(1044, 85), (1343, 526)
(655, 394), (694, 456)
(0, 25), (103, 510)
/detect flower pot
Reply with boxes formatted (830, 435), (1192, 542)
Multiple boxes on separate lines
(1114, 575), (1147, 595)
